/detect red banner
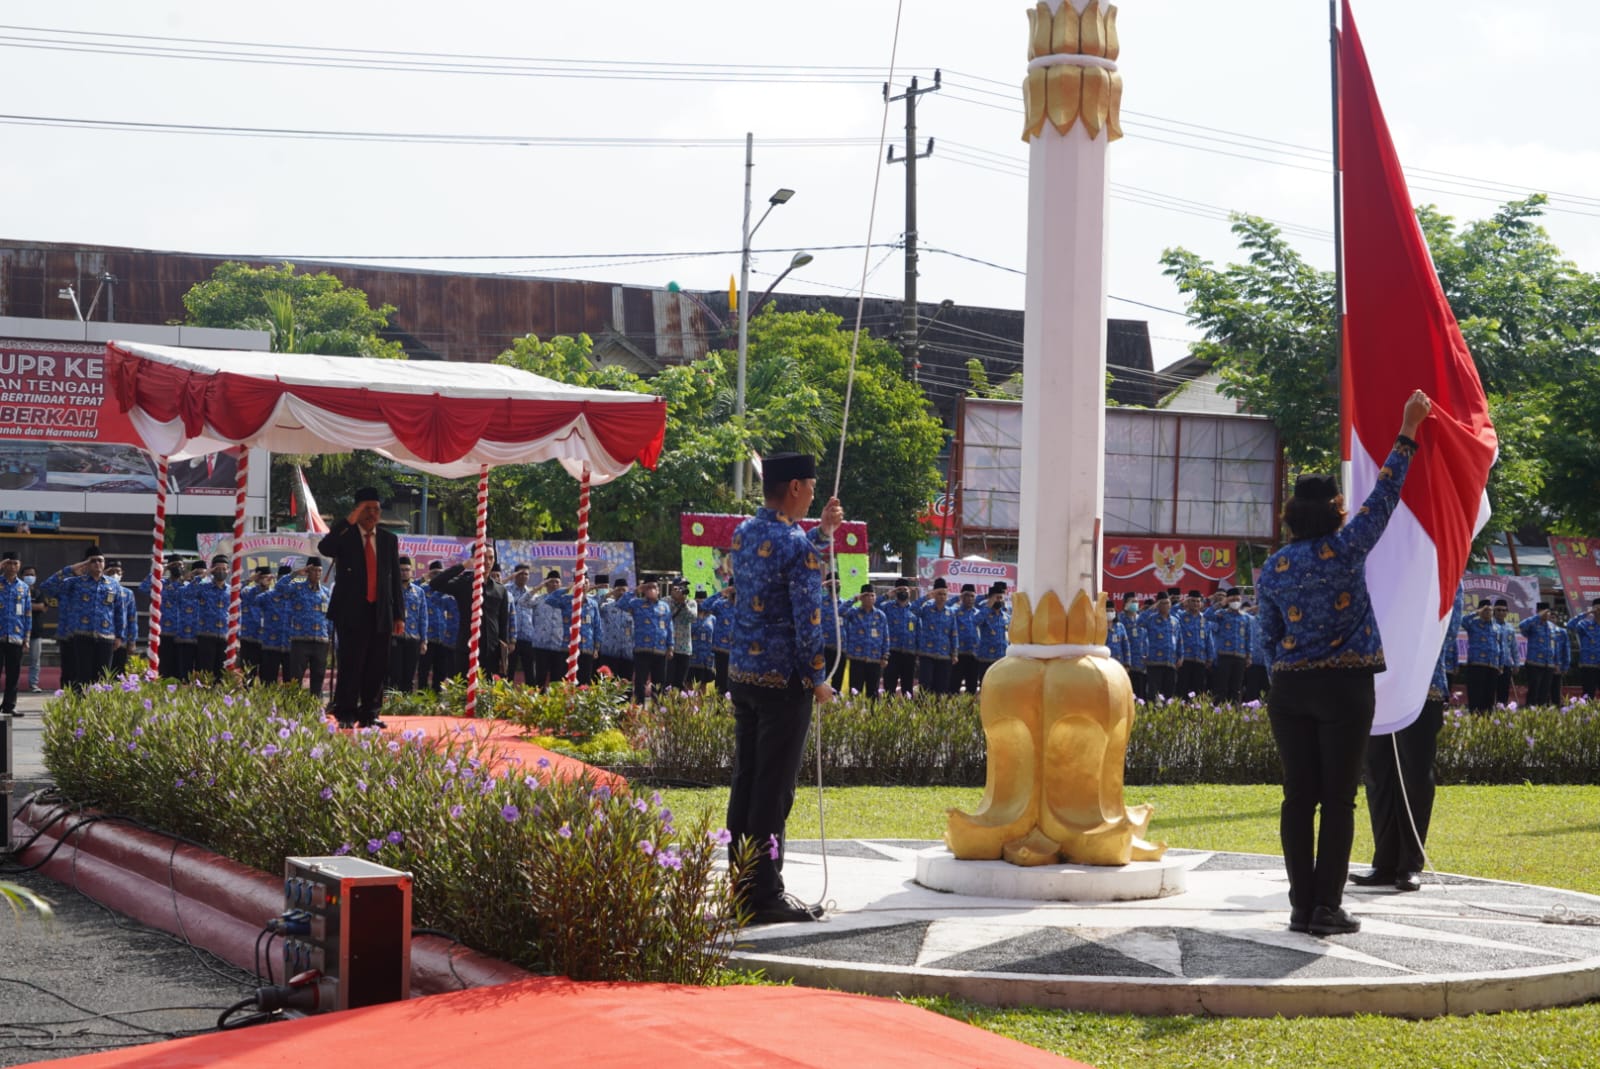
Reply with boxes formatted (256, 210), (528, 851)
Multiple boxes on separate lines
(680, 512), (867, 555)
(1102, 537), (1239, 596)
(1550, 535), (1600, 610)
(0, 340), (141, 446)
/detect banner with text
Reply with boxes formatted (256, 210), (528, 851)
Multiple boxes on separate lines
(921, 557), (1018, 595)
(198, 532), (480, 577)
(679, 513), (869, 596)
(495, 540), (635, 588)
(1550, 535), (1600, 610)
(1461, 572), (1541, 619)
(1102, 537), (1241, 595)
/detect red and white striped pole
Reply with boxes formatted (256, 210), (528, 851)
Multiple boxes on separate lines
(464, 465), (490, 718)
(224, 446), (249, 671)
(146, 455), (170, 676)
(565, 464), (592, 683)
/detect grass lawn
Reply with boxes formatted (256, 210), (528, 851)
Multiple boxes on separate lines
(661, 784), (1600, 1069)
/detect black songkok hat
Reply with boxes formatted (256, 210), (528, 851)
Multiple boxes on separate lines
(761, 452), (816, 493)
(1592, 598), (1600, 608)
(640, 573), (659, 585)
(83, 545), (102, 560)
(398, 555), (412, 565)
(0, 551), (16, 561)
(1186, 589), (1203, 599)
(306, 556), (323, 568)
(594, 574), (609, 585)
(1165, 587), (1182, 598)
(211, 554), (229, 566)
(353, 486), (382, 505)
(1494, 598), (1508, 608)
(277, 564), (293, 577)
(960, 583), (976, 593)
(1225, 587), (1241, 596)
(612, 577), (628, 588)
(189, 561), (207, 573)
(546, 569), (561, 580)
(253, 565), (272, 576)
(990, 582), (1008, 596)
(1536, 601), (1549, 611)
(1479, 597), (1494, 608)
(861, 582), (875, 595)
(1293, 473), (1339, 503)
(428, 560), (444, 571)
(932, 577), (948, 590)
(894, 578), (910, 588)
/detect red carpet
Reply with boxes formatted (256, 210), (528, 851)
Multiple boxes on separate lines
(378, 715), (627, 791)
(19, 976), (1092, 1069)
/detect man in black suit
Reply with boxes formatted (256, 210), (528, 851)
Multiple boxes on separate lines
(317, 487), (404, 728)
(431, 549), (512, 681)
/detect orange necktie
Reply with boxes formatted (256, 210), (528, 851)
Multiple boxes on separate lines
(364, 531), (378, 603)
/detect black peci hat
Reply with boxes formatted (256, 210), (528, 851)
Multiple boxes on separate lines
(83, 545), (102, 560)
(353, 486), (381, 505)
(277, 564), (293, 576)
(1494, 598), (1508, 608)
(612, 577), (628, 588)
(1186, 589), (1203, 599)
(428, 560), (444, 571)
(960, 583), (976, 593)
(989, 582), (1008, 596)
(861, 582), (875, 595)
(398, 555), (412, 565)
(253, 565), (272, 576)
(761, 452), (816, 493)
(305, 556), (323, 568)
(932, 577), (947, 590)
(546, 569), (561, 580)
(1536, 601), (1549, 611)
(594, 574), (609, 585)
(894, 578), (910, 588)
(211, 554), (229, 566)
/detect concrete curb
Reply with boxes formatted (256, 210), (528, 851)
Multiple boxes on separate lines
(10, 798), (532, 995)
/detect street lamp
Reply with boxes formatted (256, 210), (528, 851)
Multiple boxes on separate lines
(734, 131), (798, 499)
(750, 251), (814, 319)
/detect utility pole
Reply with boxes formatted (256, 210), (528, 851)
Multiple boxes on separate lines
(887, 69), (940, 382)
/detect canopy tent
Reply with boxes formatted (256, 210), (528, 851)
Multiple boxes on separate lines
(104, 341), (667, 714)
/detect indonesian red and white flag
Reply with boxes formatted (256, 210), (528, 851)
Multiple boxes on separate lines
(295, 466), (331, 534)
(1338, 0), (1498, 734)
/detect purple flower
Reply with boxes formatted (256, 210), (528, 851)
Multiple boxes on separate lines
(767, 834), (781, 861)
(142, 699), (153, 711)
(320, 787), (334, 801)
(223, 695), (235, 707)
(367, 839), (383, 854)
(175, 778), (185, 788)
(279, 727), (292, 739)
(385, 775), (397, 789)
(633, 799), (648, 813)
(356, 780), (368, 793)
(310, 745), (326, 760)
(126, 742), (137, 752)
(388, 741), (401, 753)
(638, 839), (655, 856)
(500, 804), (521, 823)
(656, 849), (683, 871)
(261, 744), (279, 757)
(557, 822), (572, 839)
(651, 791), (664, 806)
(334, 843), (352, 856)
(386, 830), (404, 845)
(444, 759), (459, 774)
(449, 804), (464, 819)
(74, 727), (85, 739)
(710, 828), (732, 846)
(536, 757), (551, 770)
(1526, 735), (1536, 748)
(592, 785), (611, 802)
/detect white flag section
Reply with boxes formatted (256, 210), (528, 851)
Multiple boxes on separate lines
(1351, 430), (1493, 735)
(296, 466), (331, 534)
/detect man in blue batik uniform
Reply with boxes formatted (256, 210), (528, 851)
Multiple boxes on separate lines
(0, 551), (30, 714)
(1355, 584), (1464, 894)
(1244, 599), (1272, 703)
(139, 558), (186, 679)
(598, 577), (636, 683)
(1460, 598), (1501, 712)
(616, 575), (673, 702)
(105, 561), (137, 677)
(273, 557), (333, 697)
(688, 591), (717, 687)
(423, 561), (460, 691)
(1175, 590), (1215, 697)
(167, 561), (207, 681)
(975, 582), (1011, 678)
(542, 579), (600, 685)
(726, 452), (842, 926)
(1520, 602), (1564, 706)
(1491, 599), (1518, 706)
(260, 565), (293, 685)
(1105, 594), (1130, 669)
(840, 582), (889, 697)
(704, 583), (736, 693)
(880, 578), (919, 695)
(1140, 593), (1180, 701)
(191, 555), (232, 678)
(1118, 594), (1146, 701)
(389, 557), (430, 693)
(1210, 590), (1252, 703)
(240, 566), (273, 681)
(951, 584), (984, 694)
(912, 578), (958, 695)
(40, 546), (128, 689)
(1571, 598), (1600, 699)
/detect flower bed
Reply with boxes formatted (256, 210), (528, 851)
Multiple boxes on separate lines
(42, 675), (745, 984)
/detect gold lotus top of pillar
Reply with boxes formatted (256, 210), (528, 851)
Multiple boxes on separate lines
(1022, 2), (1123, 143)
(1008, 589), (1109, 645)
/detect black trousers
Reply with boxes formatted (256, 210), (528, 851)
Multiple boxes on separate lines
(633, 650), (667, 702)
(1268, 668), (1376, 917)
(918, 655), (954, 695)
(1211, 655), (1247, 703)
(171, 640), (196, 682)
(688, 664), (715, 687)
(426, 644), (457, 691)
(1363, 698), (1443, 877)
(823, 648), (843, 691)
(1145, 664), (1177, 701)
(110, 645), (129, 677)
(883, 650), (918, 695)
(954, 653), (982, 694)
(288, 639), (330, 698)
(331, 604), (391, 725)
(390, 637), (421, 693)
(1242, 665), (1270, 704)
(846, 659), (882, 698)
(1582, 666), (1600, 699)
(70, 635), (115, 688)
(511, 640), (538, 685)
(156, 637), (178, 679)
(577, 651), (596, 685)
(727, 680), (814, 907)
(195, 636), (226, 678)
(1463, 663), (1497, 712)
(240, 639), (262, 681)
(713, 651), (729, 694)
(1495, 667), (1512, 706)
(1524, 665), (1550, 707)
(260, 648), (285, 686)
(535, 646), (567, 687)
(1177, 660), (1209, 698)
(1, 641), (21, 713)
(600, 653), (634, 682)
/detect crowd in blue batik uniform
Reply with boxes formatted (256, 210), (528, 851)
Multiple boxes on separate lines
(840, 599), (889, 664)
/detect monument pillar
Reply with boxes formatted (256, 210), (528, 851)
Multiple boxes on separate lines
(944, 1), (1164, 868)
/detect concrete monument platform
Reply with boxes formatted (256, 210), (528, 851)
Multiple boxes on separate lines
(733, 840), (1600, 1018)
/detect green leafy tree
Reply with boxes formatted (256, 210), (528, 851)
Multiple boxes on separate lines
(1161, 200), (1600, 539)
(183, 261), (406, 360)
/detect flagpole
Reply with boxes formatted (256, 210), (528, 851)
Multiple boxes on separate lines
(1330, 0), (1351, 491)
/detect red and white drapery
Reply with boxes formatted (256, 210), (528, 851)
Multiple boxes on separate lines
(107, 342), (667, 715)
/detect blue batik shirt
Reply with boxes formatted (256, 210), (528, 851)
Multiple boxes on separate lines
(840, 603), (889, 663)
(727, 506), (832, 689)
(0, 574), (31, 645)
(1212, 609), (1252, 659)
(192, 577), (230, 638)
(1119, 609), (1145, 671)
(116, 584), (137, 646)
(1257, 436), (1415, 672)
(40, 568), (128, 642)
(616, 593), (674, 655)
(261, 581), (292, 651)
(912, 596), (957, 659)
(820, 594), (843, 651)
(531, 594), (569, 652)
(598, 597), (633, 658)
(1431, 588), (1466, 701)
(1140, 610), (1179, 668)
(1570, 615), (1600, 667)
(507, 584), (539, 644)
(427, 586), (460, 648)
(1520, 616), (1563, 669)
(1247, 611), (1271, 670)
(976, 603), (1011, 661)
(951, 602), (982, 656)
(1176, 609), (1215, 664)
(703, 593), (736, 655)
(272, 578), (332, 642)
(1493, 618), (1518, 669)
(542, 589), (598, 655)
(400, 579), (430, 642)
(1461, 616), (1502, 667)
(1106, 617), (1130, 665)
(1555, 627), (1571, 673)
(240, 583), (268, 643)
(880, 595), (919, 653)
(690, 612), (717, 670)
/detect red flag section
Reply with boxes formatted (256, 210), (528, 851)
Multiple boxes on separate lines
(1338, 0), (1497, 731)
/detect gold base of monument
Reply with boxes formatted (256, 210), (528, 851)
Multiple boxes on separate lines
(945, 588), (1168, 867)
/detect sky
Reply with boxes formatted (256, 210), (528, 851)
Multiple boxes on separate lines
(2, 1), (1597, 373)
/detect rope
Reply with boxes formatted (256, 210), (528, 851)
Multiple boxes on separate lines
(809, 0), (905, 919)
(566, 464), (591, 683)
(146, 455), (169, 676)
(464, 466), (489, 718)
(223, 446), (249, 671)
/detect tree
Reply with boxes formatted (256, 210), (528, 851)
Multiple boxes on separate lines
(1160, 200), (1600, 539)
(183, 262), (405, 360)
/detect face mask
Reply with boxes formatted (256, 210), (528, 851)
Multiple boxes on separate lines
(1229, 601), (1242, 610)
(21, 575), (34, 586)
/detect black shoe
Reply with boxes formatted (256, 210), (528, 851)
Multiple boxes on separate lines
(369, 719), (388, 730)
(1309, 905), (1361, 936)
(746, 894), (824, 926)
(1288, 911), (1311, 934)
(1394, 872), (1423, 892)
(1349, 869), (1395, 887)
(336, 720), (355, 730)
